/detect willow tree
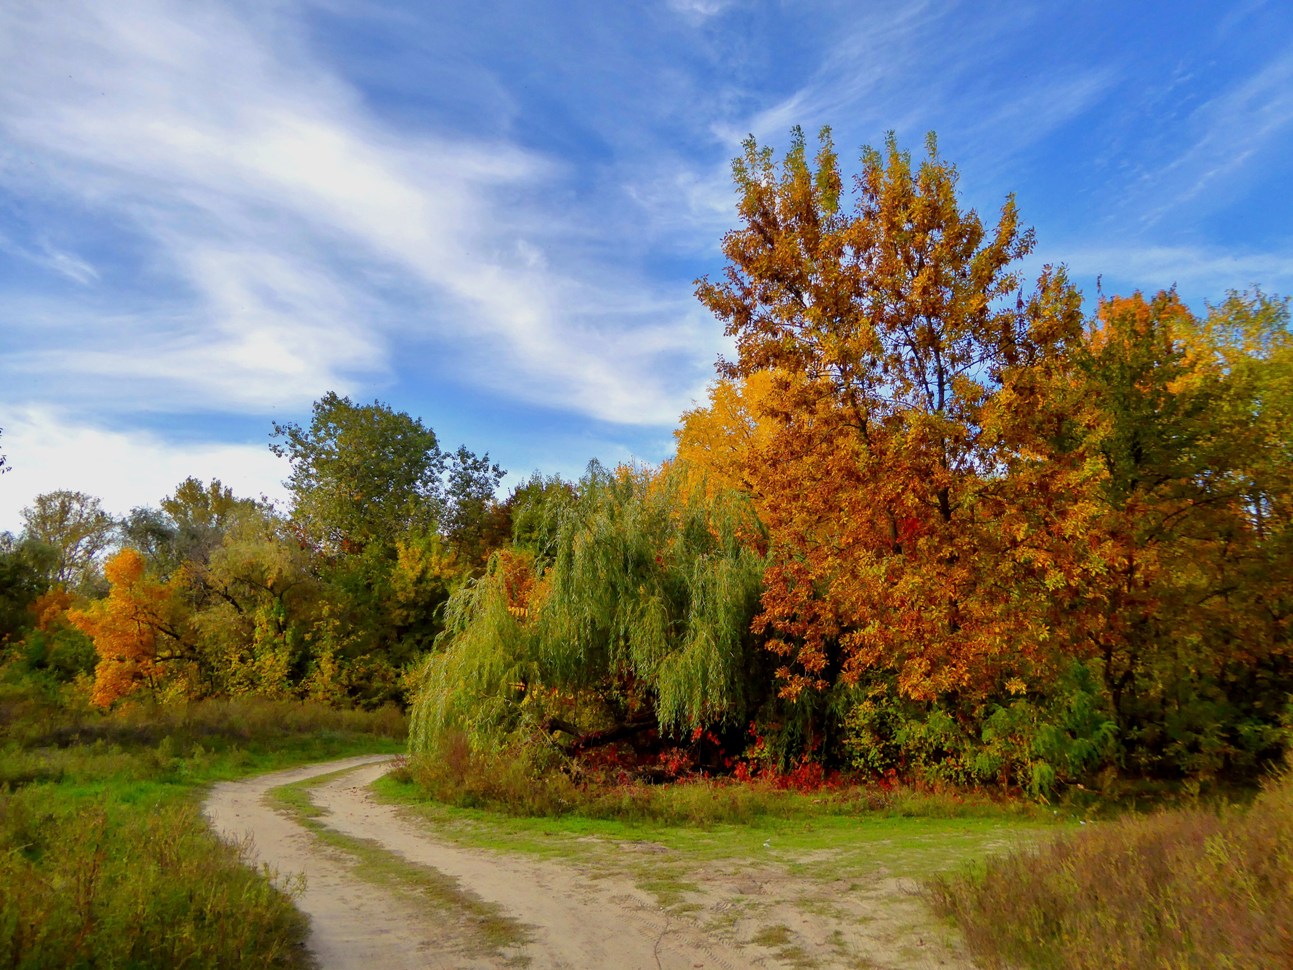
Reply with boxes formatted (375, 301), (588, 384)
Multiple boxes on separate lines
(409, 461), (770, 759)
(695, 129), (1105, 732)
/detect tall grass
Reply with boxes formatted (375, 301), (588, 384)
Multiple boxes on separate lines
(1, 790), (307, 969)
(929, 760), (1293, 969)
(0, 686), (406, 968)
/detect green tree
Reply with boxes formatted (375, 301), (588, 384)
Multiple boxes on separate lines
(162, 477), (263, 562)
(0, 534), (55, 644)
(270, 393), (446, 553)
(410, 461), (771, 759)
(20, 490), (117, 591)
(442, 445), (506, 568)
(1081, 289), (1293, 778)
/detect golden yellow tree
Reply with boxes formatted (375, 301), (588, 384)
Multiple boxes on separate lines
(69, 549), (194, 706)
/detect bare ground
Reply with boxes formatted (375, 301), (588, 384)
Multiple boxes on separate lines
(204, 755), (978, 970)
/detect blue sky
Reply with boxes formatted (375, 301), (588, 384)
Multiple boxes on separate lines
(2, 0), (1291, 532)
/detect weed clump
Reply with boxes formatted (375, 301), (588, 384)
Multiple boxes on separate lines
(0, 689), (406, 968)
(0, 790), (307, 969)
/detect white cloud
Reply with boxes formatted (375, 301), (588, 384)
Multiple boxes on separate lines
(666, 0), (733, 22)
(0, 407), (290, 534)
(0, 0), (714, 427)
(1060, 243), (1293, 302)
(0, 234), (100, 286)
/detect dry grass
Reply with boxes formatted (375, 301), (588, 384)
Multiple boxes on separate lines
(929, 759), (1293, 969)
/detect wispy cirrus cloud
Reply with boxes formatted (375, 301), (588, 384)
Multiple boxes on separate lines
(1128, 44), (1293, 226)
(1060, 242), (1293, 303)
(0, 0), (712, 427)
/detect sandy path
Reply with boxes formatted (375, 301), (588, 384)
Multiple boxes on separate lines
(205, 756), (747, 969)
(206, 756), (977, 970)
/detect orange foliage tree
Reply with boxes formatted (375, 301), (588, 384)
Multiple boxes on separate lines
(69, 548), (194, 706)
(695, 128), (1107, 717)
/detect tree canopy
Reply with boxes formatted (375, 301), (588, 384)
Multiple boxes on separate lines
(271, 392), (447, 553)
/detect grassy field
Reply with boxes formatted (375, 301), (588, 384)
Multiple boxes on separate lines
(7, 674), (1286, 970)
(0, 685), (405, 969)
(386, 743), (1292, 969)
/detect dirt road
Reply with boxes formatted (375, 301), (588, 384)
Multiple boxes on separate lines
(204, 756), (975, 969)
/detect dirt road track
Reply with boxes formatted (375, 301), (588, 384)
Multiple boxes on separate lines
(206, 755), (749, 969)
(205, 755), (974, 969)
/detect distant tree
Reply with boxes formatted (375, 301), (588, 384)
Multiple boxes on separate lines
(119, 507), (181, 577)
(506, 472), (579, 558)
(121, 477), (265, 579)
(0, 427), (9, 475)
(161, 477), (260, 552)
(0, 533), (55, 643)
(68, 548), (194, 706)
(194, 505), (319, 699)
(20, 490), (117, 591)
(271, 393), (446, 553)
(442, 445), (506, 567)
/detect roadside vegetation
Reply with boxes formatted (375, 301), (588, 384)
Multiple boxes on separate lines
(930, 758), (1293, 969)
(0, 675), (404, 969)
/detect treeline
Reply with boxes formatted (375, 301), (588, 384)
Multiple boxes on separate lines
(4, 130), (1290, 798)
(410, 130), (1292, 796)
(0, 392), (531, 710)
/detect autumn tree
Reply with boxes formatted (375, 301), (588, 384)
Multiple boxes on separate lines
(190, 504), (320, 699)
(68, 548), (194, 705)
(694, 129), (1106, 773)
(675, 370), (783, 500)
(1081, 289), (1293, 777)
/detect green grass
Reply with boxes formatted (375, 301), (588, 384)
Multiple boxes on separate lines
(372, 767), (1062, 934)
(0, 689), (407, 969)
(376, 768), (1053, 871)
(267, 770), (531, 962)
